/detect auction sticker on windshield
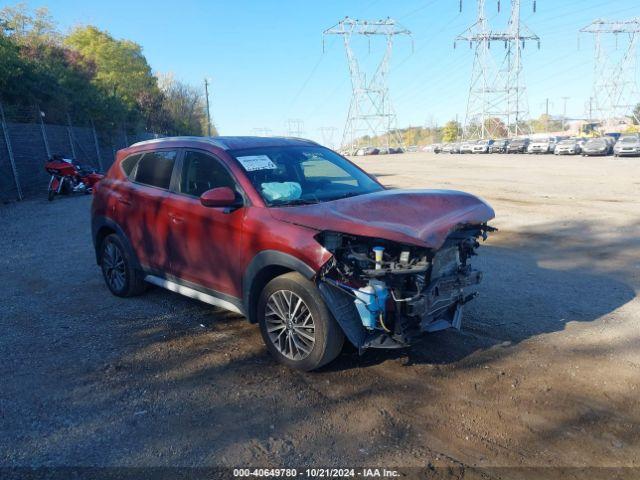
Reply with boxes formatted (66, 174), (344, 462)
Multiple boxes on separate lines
(236, 155), (277, 171)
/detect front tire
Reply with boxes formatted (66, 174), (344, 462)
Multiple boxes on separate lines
(100, 234), (147, 297)
(257, 272), (344, 371)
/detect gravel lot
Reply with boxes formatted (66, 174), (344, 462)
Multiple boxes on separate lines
(1, 152), (639, 473)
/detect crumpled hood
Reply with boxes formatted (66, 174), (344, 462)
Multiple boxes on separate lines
(269, 189), (495, 249)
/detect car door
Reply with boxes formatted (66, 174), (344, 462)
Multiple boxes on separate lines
(166, 149), (246, 298)
(121, 149), (178, 272)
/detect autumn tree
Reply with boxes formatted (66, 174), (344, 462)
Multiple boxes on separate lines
(156, 74), (212, 136)
(0, 3), (210, 136)
(442, 120), (461, 142)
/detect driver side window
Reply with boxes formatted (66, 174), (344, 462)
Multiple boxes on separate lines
(178, 151), (236, 197)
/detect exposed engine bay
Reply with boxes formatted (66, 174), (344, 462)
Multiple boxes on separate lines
(315, 225), (495, 351)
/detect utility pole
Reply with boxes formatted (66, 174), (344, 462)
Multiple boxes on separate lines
(204, 77), (212, 136)
(580, 18), (640, 129)
(456, 0), (539, 139)
(561, 96), (569, 131)
(544, 98), (550, 132)
(324, 17), (412, 153)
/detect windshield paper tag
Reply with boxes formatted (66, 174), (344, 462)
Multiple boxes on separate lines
(236, 155), (277, 171)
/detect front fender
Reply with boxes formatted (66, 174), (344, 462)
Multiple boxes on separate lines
(242, 250), (317, 323)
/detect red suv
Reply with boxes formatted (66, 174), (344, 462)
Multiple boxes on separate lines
(91, 137), (495, 370)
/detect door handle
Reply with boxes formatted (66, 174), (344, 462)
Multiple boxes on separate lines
(169, 214), (184, 224)
(117, 197), (132, 206)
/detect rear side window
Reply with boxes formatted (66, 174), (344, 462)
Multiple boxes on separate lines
(134, 151), (177, 189)
(120, 154), (141, 178)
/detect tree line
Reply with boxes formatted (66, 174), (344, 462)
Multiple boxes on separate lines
(0, 3), (214, 137)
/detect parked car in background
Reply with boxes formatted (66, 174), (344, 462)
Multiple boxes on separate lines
(472, 139), (495, 153)
(528, 137), (557, 154)
(460, 141), (475, 154)
(582, 138), (612, 156)
(440, 143), (453, 153)
(389, 147), (404, 154)
(614, 134), (640, 157)
(489, 139), (509, 153)
(450, 143), (461, 154)
(506, 138), (530, 153)
(91, 136), (496, 370)
(406, 145), (419, 153)
(356, 146), (380, 156)
(554, 138), (582, 155)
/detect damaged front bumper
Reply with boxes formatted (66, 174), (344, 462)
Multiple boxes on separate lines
(316, 225), (494, 353)
(406, 265), (482, 333)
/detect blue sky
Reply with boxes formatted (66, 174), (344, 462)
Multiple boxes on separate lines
(13, 0), (640, 142)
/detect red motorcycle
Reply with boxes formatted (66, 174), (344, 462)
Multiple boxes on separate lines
(45, 155), (104, 201)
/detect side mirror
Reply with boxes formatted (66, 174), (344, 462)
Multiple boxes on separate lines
(200, 187), (238, 208)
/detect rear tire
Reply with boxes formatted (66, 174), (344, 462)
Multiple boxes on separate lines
(100, 234), (147, 297)
(257, 272), (344, 371)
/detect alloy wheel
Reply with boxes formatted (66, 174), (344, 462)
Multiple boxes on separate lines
(102, 242), (126, 292)
(265, 290), (315, 360)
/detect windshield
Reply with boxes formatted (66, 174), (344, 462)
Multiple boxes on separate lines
(587, 139), (605, 145)
(620, 136), (638, 143)
(229, 145), (384, 206)
(559, 140), (575, 145)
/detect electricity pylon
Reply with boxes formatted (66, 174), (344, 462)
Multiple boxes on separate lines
(286, 118), (305, 137)
(252, 127), (272, 137)
(324, 17), (411, 154)
(580, 18), (640, 129)
(318, 126), (338, 149)
(456, 0), (539, 139)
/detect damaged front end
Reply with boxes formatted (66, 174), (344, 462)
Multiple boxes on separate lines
(316, 225), (495, 352)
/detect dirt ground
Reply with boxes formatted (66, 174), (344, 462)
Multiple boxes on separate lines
(1, 152), (639, 474)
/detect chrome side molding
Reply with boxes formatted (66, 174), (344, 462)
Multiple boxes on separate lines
(144, 275), (243, 314)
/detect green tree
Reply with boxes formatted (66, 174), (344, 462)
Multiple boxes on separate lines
(157, 73), (212, 136)
(0, 4), (212, 137)
(442, 120), (461, 142)
(65, 26), (160, 111)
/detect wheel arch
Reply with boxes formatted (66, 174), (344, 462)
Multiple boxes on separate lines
(243, 250), (316, 324)
(91, 216), (141, 270)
